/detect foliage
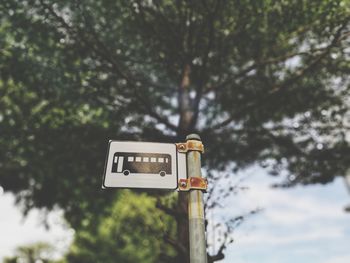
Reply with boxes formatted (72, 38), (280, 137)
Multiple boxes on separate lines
(65, 190), (176, 263)
(0, 0), (350, 261)
(3, 242), (63, 263)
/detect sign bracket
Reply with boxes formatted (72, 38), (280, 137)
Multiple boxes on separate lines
(178, 177), (208, 192)
(176, 141), (204, 153)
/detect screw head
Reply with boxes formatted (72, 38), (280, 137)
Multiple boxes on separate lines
(179, 144), (186, 150)
(180, 181), (187, 187)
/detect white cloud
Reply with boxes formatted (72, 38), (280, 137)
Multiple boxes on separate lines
(0, 193), (73, 261)
(222, 174), (349, 227)
(236, 225), (344, 246)
(321, 255), (350, 263)
(215, 168), (350, 263)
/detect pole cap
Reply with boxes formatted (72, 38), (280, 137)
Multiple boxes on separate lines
(186, 134), (201, 141)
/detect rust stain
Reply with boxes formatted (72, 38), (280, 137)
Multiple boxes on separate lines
(189, 192), (204, 219)
(197, 191), (203, 218)
(187, 140), (204, 153)
(188, 193), (192, 217)
(176, 140), (204, 153)
(193, 152), (199, 163)
(178, 178), (207, 191)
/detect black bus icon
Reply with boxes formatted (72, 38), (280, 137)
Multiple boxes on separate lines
(111, 152), (171, 176)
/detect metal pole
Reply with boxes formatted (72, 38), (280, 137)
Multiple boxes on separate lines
(344, 169), (350, 212)
(186, 134), (208, 263)
(345, 170), (350, 193)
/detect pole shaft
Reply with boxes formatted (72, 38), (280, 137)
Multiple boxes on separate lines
(345, 170), (350, 193)
(186, 135), (207, 263)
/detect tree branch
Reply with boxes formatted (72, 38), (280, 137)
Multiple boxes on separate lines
(156, 198), (182, 218)
(207, 242), (226, 263)
(164, 234), (188, 257)
(134, 91), (179, 133)
(190, 0), (223, 130)
(205, 19), (350, 131)
(39, 0), (179, 133)
(204, 18), (350, 94)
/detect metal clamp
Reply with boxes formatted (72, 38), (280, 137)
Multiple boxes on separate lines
(178, 177), (208, 192)
(176, 140), (204, 153)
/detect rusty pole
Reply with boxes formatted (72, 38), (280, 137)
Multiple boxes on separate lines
(186, 134), (208, 263)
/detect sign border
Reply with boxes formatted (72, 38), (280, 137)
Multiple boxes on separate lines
(102, 140), (180, 190)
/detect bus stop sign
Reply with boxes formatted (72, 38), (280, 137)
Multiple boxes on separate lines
(102, 141), (186, 189)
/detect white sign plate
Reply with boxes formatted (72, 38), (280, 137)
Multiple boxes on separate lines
(102, 141), (186, 189)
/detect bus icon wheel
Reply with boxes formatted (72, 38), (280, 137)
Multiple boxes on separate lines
(123, 170), (130, 176)
(159, 171), (166, 177)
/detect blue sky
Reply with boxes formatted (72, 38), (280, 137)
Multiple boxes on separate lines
(215, 167), (350, 263)
(0, 167), (349, 262)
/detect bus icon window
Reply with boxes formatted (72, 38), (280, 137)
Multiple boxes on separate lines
(111, 152), (171, 176)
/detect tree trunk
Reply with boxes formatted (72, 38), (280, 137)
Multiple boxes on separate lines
(175, 64), (194, 262)
(176, 192), (190, 262)
(178, 64), (194, 137)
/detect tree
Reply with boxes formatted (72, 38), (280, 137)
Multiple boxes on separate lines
(3, 242), (62, 263)
(0, 0), (349, 261)
(65, 190), (177, 263)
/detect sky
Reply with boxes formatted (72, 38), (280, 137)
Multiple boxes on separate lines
(0, 188), (74, 261)
(215, 167), (350, 263)
(0, 167), (349, 262)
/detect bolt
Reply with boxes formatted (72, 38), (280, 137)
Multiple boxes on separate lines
(179, 144), (186, 150)
(180, 181), (187, 188)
